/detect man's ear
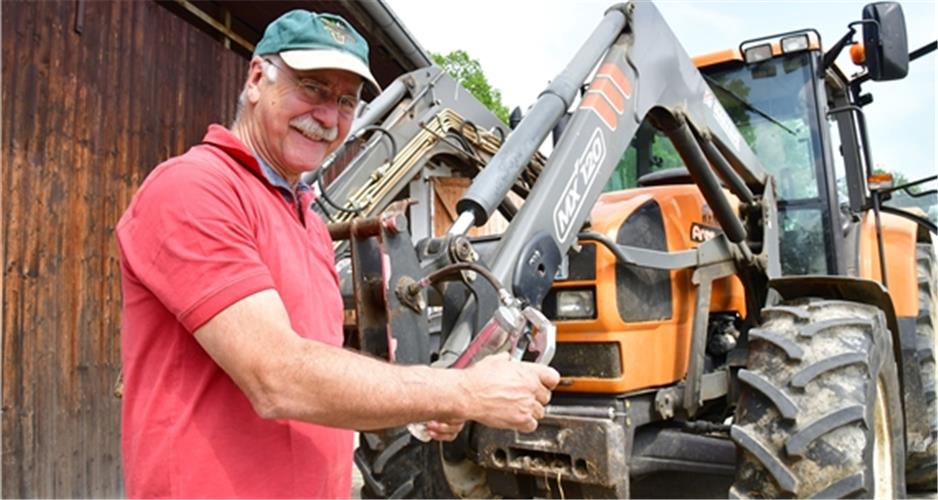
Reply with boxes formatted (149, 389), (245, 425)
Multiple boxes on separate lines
(245, 56), (265, 104)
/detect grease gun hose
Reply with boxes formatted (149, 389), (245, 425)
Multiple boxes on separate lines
(409, 262), (504, 295)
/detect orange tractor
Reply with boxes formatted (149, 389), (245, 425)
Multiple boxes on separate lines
(315, 1), (936, 497)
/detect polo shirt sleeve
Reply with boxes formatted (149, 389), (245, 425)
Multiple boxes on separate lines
(117, 158), (275, 332)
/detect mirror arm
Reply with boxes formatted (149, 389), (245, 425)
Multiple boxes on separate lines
(822, 20), (879, 73)
(910, 40), (937, 62)
(822, 26), (857, 73)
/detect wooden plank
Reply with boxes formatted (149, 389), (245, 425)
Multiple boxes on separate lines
(72, 1), (97, 495)
(431, 176), (514, 237)
(176, 0), (255, 52)
(1, 5), (32, 495)
(27, 2), (54, 494)
(2, 1), (252, 496)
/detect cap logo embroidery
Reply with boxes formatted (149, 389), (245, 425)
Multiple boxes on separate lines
(322, 19), (349, 45)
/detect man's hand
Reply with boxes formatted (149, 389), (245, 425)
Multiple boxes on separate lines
(460, 352), (560, 433)
(424, 419), (465, 441)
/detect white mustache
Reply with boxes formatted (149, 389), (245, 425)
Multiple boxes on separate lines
(290, 115), (338, 142)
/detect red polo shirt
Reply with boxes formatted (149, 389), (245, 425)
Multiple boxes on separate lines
(117, 125), (351, 498)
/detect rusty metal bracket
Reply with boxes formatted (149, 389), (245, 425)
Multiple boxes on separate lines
(338, 200), (431, 363)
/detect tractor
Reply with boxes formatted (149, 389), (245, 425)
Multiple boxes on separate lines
(312, 1), (937, 496)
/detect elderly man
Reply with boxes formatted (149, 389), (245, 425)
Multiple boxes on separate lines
(117, 10), (559, 499)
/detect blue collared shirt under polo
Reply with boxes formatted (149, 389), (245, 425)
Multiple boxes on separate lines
(255, 155), (312, 205)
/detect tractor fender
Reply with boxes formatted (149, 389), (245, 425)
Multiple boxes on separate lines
(856, 211), (920, 318)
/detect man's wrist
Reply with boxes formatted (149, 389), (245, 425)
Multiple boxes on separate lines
(434, 367), (475, 422)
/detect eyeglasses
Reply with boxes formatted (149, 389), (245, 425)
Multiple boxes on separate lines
(263, 58), (360, 117)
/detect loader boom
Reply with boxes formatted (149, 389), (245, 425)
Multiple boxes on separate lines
(437, 2), (779, 362)
(471, 3), (774, 297)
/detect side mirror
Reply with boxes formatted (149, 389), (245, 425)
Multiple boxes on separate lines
(862, 2), (909, 81)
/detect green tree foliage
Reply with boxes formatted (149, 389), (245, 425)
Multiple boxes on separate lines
(431, 50), (510, 124)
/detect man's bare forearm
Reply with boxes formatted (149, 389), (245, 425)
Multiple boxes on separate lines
(260, 335), (473, 429)
(195, 289), (556, 432)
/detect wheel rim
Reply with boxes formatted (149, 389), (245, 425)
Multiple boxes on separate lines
(438, 443), (492, 498)
(873, 378), (896, 498)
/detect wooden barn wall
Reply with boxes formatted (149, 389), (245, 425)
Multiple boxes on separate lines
(1, 1), (248, 496)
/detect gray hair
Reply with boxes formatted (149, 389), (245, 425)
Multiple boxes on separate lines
(231, 56), (280, 127)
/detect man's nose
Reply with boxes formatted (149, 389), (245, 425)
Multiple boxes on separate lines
(311, 101), (339, 129)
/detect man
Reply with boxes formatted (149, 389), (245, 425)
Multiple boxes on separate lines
(116, 9), (559, 499)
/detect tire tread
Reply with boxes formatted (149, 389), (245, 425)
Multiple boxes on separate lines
(790, 352), (867, 389)
(748, 328), (805, 360)
(785, 405), (866, 457)
(907, 243), (938, 490)
(731, 425), (799, 493)
(738, 369), (799, 421)
(809, 472), (865, 499)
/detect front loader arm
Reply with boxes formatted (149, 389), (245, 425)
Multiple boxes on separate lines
(466, 2), (771, 297)
(440, 2), (779, 359)
(331, 1), (780, 368)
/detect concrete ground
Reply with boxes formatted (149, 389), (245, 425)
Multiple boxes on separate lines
(351, 461), (363, 500)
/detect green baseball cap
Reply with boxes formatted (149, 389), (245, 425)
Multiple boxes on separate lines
(254, 10), (380, 94)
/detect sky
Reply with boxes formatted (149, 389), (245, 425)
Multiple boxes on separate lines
(386, 0), (936, 184)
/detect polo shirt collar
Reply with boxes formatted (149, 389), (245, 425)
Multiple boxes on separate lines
(201, 124), (313, 202)
(256, 155), (313, 203)
(202, 124), (262, 178)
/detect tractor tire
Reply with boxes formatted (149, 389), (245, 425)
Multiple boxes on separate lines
(907, 243), (938, 490)
(354, 428), (455, 499)
(730, 299), (906, 498)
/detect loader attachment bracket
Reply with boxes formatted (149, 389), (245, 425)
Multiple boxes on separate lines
(512, 231), (563, 306)
(329, 201), (431, 364)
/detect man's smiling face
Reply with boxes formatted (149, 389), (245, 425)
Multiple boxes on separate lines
(247, 57), (362, 183)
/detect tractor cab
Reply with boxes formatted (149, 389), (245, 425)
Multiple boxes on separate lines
(697, 33), (840, 276)
(606, 3), (924, 278)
